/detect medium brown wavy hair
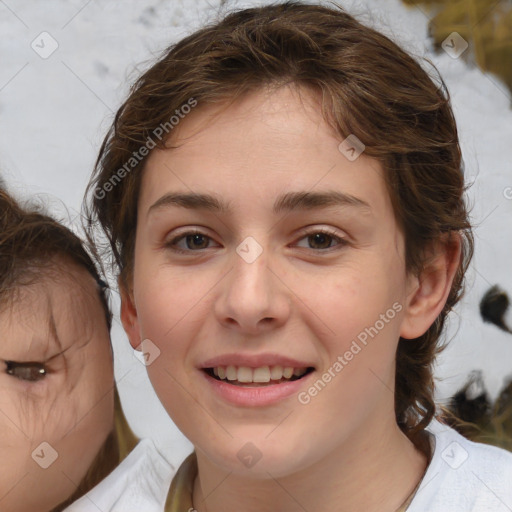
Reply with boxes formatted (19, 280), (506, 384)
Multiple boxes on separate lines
(0, 187), (138, 511)
(85, 1), (474, 441)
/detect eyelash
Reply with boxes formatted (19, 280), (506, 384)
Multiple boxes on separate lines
(166, 228), (347, 255)
(5, 361), (47, 382)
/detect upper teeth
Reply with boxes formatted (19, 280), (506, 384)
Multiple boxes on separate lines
(212, 366), (308, 383)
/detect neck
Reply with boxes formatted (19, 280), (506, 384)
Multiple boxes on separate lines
(192, 416), (429, 512)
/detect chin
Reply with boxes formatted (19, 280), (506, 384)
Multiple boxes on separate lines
(196, 435), (316, 480)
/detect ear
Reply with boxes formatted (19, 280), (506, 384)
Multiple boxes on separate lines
(400, 233), (462, 339)
(119, 276), (142, 351)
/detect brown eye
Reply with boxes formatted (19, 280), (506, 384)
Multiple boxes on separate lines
(307, 232), (335, 249)
(295, 229), (346, 251)
(167, 231), (217, 252)
(5, 361), (47, 382)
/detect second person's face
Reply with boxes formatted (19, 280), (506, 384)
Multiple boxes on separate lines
(0, 266), (114, 512)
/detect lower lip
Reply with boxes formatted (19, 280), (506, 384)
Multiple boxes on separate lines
(200, 369), (314, 407)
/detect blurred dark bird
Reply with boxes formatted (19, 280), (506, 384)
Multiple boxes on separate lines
(480, 285), (512, 334)
(444, 371), (512, 452)
(445, 370), (491, 439)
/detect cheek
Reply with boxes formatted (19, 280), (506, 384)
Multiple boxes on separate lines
(132, 270), (194, 412)
(0, 399), (34, 486)
(298, 261), (396, 334)
(134, 265), (215, 346)
(69, 343), (115, 437)
(306, 261), (405, 377)
(55, 397), (114, 485)
(51, 368), (114, 488)
(0, 385), (113, 511)
(135, 269), (218, 423)
(41, 344), (115, 482)
(0, 378), (71, 440)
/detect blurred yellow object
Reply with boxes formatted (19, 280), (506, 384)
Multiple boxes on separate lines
(402, 0), (512, 96)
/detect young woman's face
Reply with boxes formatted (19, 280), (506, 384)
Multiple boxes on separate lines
(125, 85), (419, 477)
(0, 264), (114, 512)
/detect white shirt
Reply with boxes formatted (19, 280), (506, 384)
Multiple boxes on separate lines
(408, 419), (512, 511)
(62, 438), (176, 512)
(64, 419), (512, 511)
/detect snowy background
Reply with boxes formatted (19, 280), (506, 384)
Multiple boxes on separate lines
(1, 0), (511, 466)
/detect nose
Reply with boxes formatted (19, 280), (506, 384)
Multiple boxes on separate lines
(214, 241), (291, 335)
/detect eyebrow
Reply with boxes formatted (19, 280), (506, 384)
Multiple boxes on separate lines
(0, 312), (64, 365)
(148, 190), (371, 217)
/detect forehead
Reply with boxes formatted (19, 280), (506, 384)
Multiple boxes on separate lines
(0, 265), (107, 355)
(139, 85), (390, 219)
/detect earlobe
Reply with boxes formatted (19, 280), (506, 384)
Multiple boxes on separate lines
(119, 279), (142, 350)
(400, 233), (462, 340)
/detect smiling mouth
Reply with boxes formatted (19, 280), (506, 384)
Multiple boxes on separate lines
(203, 366), (315, 387)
